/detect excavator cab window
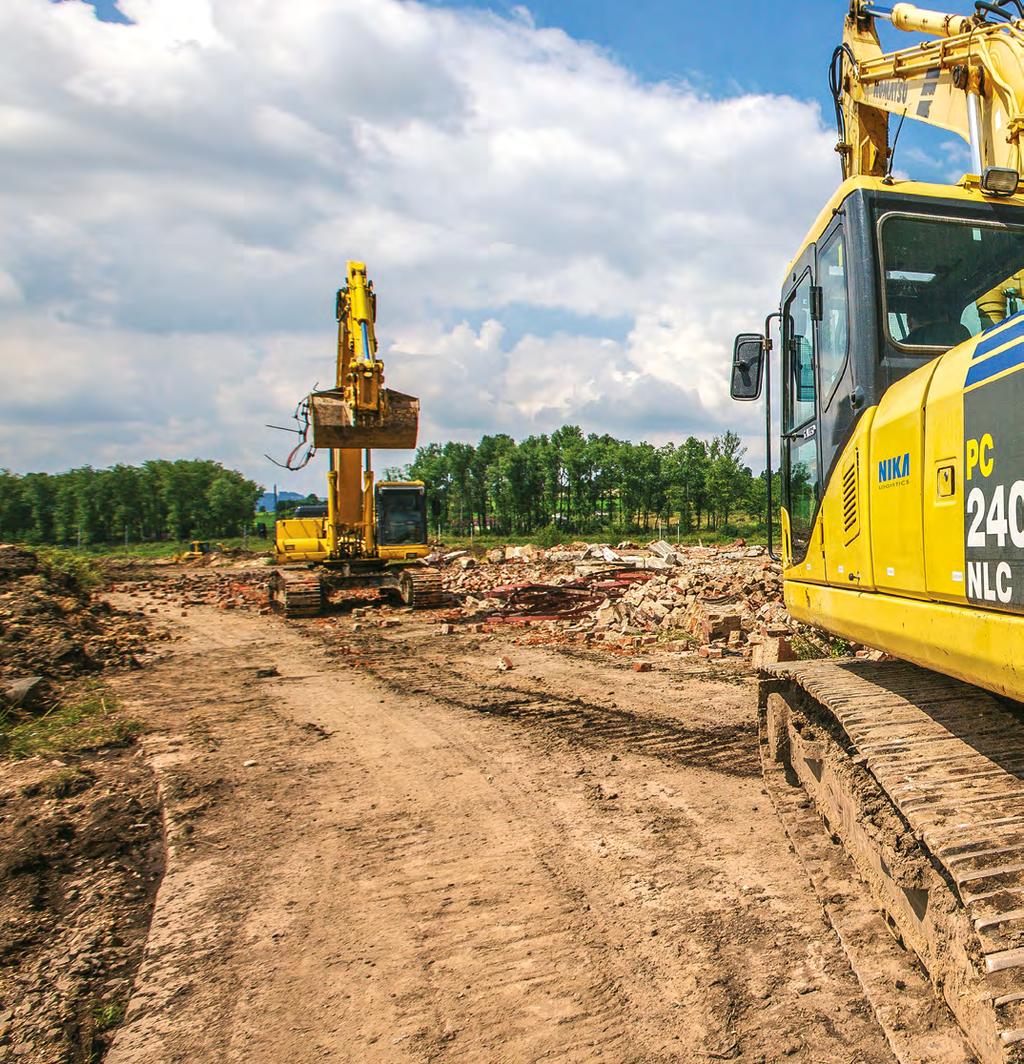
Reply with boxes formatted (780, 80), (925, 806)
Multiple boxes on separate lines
(817, 230), (849, 405)
(880, 212), (1024, 350)
(376, 486), (427, 547)
(782, 270), (821, 562)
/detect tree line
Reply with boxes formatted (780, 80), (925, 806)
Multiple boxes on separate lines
(391, 426), (777, 537)
(0, 460), (262, 545)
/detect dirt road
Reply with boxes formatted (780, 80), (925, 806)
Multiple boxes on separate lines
(102, 586), (902, 1064)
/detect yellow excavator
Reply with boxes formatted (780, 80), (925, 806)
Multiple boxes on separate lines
(270, 262), (443, 616)
(734, 4), (1024, 1059)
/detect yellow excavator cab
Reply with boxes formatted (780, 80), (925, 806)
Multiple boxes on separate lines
(730, 6), (1024, 1059)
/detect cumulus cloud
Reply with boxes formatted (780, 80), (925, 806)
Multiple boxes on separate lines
(0, 0), (837, 489)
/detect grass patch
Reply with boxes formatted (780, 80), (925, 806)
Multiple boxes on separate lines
(92, 1000), (125, 1033)
(33, 547), (106, 592)
(659, 630), (699, 647)
(54, 535), (270, 561)
(0, 683), (141, 761)
(438, 524), (774, 552)
(792, 632), (854, 660)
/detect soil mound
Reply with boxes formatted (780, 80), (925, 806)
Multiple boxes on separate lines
(0, 546), (150, 688)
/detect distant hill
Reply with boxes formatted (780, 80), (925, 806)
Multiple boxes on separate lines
(256, 491), (308, 512)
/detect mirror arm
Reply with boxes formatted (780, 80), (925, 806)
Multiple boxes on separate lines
(763, 311), (781, 563)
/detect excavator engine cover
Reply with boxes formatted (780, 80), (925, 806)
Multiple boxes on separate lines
(309, 387), (419, 450)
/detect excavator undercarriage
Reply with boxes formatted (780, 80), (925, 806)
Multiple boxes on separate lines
(269, 564), (445, 618)
(762, 659), (1024, 1063)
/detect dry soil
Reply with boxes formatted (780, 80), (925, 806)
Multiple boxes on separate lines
(91, 573), (908, 1064)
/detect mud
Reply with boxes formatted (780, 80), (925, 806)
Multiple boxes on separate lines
(0, 546), (154, 687)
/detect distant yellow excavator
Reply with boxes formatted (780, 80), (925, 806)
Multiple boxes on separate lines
(732, 4), (1024, 1060)
(270, 262), (442, 616)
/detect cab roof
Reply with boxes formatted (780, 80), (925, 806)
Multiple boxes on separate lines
(783, 174), (1024, 280)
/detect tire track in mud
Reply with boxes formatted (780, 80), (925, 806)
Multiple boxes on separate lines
(333, 639), (759, 778)
(340, 801), (638, 1060)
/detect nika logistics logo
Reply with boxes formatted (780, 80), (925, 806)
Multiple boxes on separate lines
(878, 452), (911, 487)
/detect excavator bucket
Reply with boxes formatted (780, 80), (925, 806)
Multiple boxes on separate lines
(309, 388), (419, 450)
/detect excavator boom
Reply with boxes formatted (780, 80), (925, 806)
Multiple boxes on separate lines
(307, 262), (419, 450)
(837, 2), (1024, 178)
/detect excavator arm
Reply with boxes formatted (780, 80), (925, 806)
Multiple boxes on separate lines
(307, 263), (419, 452)
(836, 1), (1024, 179)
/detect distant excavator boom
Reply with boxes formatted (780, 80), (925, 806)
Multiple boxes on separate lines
(308, 261), (419, 451)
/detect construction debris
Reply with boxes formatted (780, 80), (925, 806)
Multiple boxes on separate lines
(114, 571), (273, 613)
(107, 537), (854, 665)
(425, 538), (849, 661)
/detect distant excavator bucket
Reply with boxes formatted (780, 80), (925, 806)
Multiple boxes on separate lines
(309, 388), (420, 450)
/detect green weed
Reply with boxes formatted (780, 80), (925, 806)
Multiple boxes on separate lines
(0, 683), (141, 760)
(92, 1000), (125, 1033)
(33, 547), (105, 591)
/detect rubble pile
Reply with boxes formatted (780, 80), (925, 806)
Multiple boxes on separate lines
(116, 571), (271, 613)
(433, 539), (801, 658)
(586, 553), (788, 657)
(0, 545), (151, 688)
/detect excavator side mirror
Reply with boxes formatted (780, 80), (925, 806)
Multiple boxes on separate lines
(730, 333), (766, 401)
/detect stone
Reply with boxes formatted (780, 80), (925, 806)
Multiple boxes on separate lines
(751, 636), (796, 669)
(647, 539), (676, 560)
(3, 676), (49, 711)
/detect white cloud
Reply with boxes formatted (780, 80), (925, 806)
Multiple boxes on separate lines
(0, 0), (837, 490)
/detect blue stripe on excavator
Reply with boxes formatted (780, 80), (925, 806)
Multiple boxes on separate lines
(973, 310), (1024, 360)
(965, 339), (1024, 387)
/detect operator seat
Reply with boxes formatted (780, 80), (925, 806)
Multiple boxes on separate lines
(903, 320), (971, 348)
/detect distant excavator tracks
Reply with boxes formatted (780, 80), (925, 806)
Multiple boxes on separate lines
(269, 569), (323, 618)
(332, 635), (759, 778)
(270, 566), (446, 617)
(762, 658), (1024, 1064)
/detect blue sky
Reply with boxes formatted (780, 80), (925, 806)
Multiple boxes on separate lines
(12, 0), (973, 487)
(428, 0), (841, 104)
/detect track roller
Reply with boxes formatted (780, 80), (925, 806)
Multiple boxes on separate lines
(761, 658), (1024, 1064)
(269, 569), (324, 618)
(398, 567), (445, 609)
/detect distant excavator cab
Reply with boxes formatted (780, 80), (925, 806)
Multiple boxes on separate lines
(375, 482), (429, 554)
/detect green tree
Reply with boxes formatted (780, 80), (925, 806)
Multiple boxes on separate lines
(706, 431), (751, 529)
